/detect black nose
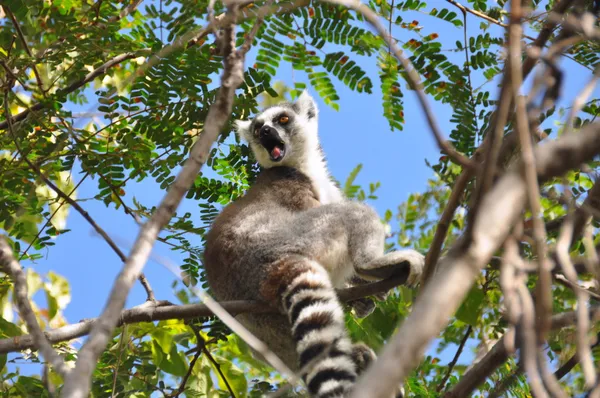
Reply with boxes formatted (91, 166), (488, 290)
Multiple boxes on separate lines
(260, 125), (276, 138)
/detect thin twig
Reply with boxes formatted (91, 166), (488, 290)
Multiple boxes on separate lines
(18, 172), (89, 261)
(110, 326), (127, 398)
(0, 50), (150, 131)
(200, 339), (237, 398)
(320, 0), (475, 170)
(437, 325), (472, 392)
(170, 328), (206, 398)
(5, 126), (156, 301)
(3, 5), (45, 92)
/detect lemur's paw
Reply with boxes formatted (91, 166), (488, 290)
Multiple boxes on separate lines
(349, 343), (405, 398)
(398, 249), (424, 287)
(348, 297), (376, 318)
(350, 343), (377, 374)
(395, 385), (406, 398)
(359, 250), (425, 287)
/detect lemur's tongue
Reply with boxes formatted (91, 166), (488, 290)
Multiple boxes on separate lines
(270, 146), (282, 160)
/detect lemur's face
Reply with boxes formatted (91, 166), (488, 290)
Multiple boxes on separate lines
(234, 90), (319, 169)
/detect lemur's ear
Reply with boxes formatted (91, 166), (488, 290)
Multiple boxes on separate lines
(295, 90), (318, 120)
(233, 119), (252, 142)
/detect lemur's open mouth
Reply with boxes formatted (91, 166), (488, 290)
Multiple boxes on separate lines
(259, 128), (286, 162)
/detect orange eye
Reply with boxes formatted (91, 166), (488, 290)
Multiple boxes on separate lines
(279, 115), (289, 124)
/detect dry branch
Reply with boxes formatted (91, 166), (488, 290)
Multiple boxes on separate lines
(350, 121), (600, 398)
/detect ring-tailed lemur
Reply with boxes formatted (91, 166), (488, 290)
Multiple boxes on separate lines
(204, 91), (424, 398)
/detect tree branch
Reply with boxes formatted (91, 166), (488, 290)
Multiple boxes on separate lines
(0, 273), (409, 355)
(200, 340), (237, 398)
(437, 325), (472, 392)
(169, 327), (206, 398)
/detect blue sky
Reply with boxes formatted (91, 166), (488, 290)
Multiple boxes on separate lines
(7, 0), (600, 390)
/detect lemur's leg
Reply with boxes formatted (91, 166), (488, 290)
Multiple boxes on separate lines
(335, 203), (424, 286)
(269, 202), (424, 287)
(260, 256), (358, 398)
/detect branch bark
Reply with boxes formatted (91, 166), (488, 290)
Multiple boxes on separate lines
(350, 122), (600, 398)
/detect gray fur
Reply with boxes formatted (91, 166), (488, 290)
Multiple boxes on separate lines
(204, 91), (423, 397)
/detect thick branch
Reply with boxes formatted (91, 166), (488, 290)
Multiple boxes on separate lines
(59, 6), (253, 396)
(350, 122), (600, 398)
(0, 274), (408, 355)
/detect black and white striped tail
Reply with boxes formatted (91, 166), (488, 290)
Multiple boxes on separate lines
(281, 261), (358, 398)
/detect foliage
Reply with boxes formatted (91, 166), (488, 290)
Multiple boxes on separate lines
(0, 0), (598, 396)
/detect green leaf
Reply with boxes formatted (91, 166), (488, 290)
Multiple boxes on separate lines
(213, 354), (248, 396)
(159, 344), (188, 377)
(152, 328), (174, 354)
(44, 271), (71, 320)
(0, 354), (6, 372)
(0, 317), (22, 338)
(455, 286), (484, 326)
